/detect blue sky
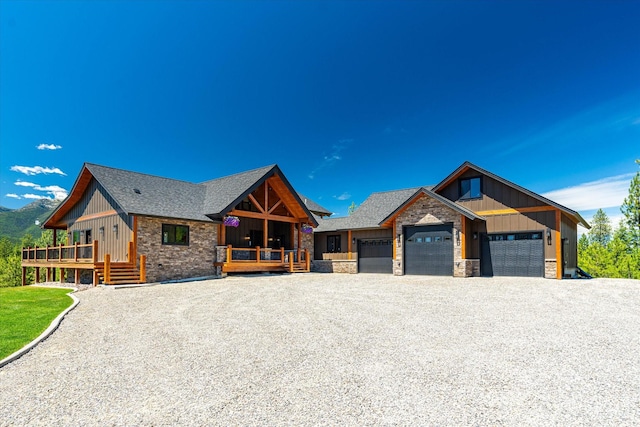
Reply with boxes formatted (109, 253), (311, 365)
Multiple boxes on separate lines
(1, 1), (638, 229)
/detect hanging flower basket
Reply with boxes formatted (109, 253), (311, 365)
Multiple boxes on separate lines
(223, 216), (240, 227)
(301, 224), (313, 234)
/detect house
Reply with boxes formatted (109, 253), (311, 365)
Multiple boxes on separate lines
(21, 163), (324, 285)
(313, 161), (590, 279)
(21, 160), (590, 285)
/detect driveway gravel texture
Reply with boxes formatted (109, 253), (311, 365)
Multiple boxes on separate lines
(1, 274), (639, 426)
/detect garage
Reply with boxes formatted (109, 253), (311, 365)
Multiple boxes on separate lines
(481, 232), (544, 277)
(358, 239), (393, 273)
(404, 224), (453, 275)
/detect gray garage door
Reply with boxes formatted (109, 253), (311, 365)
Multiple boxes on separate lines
(358, 239), (393, 273)
(404, 225), (453, 276)
(481, 232), (544, 277)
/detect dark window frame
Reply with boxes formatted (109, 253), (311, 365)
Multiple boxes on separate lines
(459, 176), (482, 200)
(162, 224), (190, 246)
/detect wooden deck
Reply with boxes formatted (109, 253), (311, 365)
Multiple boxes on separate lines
(21, 241), (146, 286)
(218, 246), (310, 273)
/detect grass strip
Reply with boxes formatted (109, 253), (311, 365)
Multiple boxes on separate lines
(0, 287), (74, 360)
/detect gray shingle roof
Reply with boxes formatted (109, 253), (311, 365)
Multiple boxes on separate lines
(315, 187), (421, 232)
(86, 163), (209, 221)
(297, 193), (332, 217)
(201, 165), (277, 217)
(84, 163), (321, 225)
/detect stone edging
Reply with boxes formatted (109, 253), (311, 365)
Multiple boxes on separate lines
(0, 286), (80, 369)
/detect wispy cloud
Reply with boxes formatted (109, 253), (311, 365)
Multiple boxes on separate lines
(541, 173), (634, 211)
(334, 192), (351, 201)
(22, 194), (48, 200)
(6, 193), (21, 199)
(308, 139), (352, 179)
(14, 180), (68, 200)
(11, 165), (66, 176)
(37, 143), (62, 150)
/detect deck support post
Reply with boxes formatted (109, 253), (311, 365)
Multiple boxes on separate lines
(104, 254), (111, 285)
(256, 246), (261, 263)
(289, 255), (294, 273)
(74, 268), (80, 285)
(35, 267), (40, 283)
(140, 255), (146, 283)
(21, 267), (26, 286)
(347, 230), (352, 260)
(305, 249), (310, 272)
(60, 268), (65, 284)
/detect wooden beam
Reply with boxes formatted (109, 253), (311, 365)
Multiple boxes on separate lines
(290, 223), (295, 250)
(74, 209), (118, 224)
(268, 199), (283, 214)
(228, 209), (301, 223)
(556, 209), (562, 280)
(392, 220), (397, 261)
(132, 215), (138, 263)
(348, 230), (352, 260)
(248, 193), (265, 213)
(140, 255), (146, 283)
(297, 222), (302, 250)
(460, 216), (466, 259)
(474, 206), (556, 216)
(220, 224), (226, 246)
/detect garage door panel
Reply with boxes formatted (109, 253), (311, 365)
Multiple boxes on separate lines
(404, 225), (453, 276)
(481, 233), (544, 277)
(358, 239), (392, 273)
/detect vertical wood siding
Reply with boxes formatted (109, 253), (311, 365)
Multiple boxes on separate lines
(61, 178), (131, 262)
(561, 214), (578, 272)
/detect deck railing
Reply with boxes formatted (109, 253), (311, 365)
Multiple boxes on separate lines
(22, 240), (97, 264)
(224, 245), (310, 272)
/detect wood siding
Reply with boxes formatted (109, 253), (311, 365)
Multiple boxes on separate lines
(61, 178), (131, 262)
(440, 170), (559, 260)
(561, 213), (578, 273)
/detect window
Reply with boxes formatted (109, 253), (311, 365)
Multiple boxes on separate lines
(162, 224), (189, 245)
(327, 235), (341, 253)
(460, 177), (481, 199)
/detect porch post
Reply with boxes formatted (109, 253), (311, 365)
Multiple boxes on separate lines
(220, 224), (226, 246)
(347, 230), (352, 260)
(263, 218), (268, 250)
(21, 267), (26, 286)
(297, 222), (302, 251)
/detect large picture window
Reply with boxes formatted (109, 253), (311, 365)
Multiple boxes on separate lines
(460, 177), (482, 200)
(162, 224), (189, 246)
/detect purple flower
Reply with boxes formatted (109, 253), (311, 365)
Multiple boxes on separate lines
(223, 216), (240, 227)
(301, 224), (313, 234)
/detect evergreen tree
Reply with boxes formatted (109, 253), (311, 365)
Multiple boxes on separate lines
(589, 208), (612, 246)
(347, 201), (357, 216)
(621, 169), (640, 248)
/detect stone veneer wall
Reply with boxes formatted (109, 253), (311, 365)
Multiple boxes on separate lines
(544, 259), (557, 279)
(137, 216), (218, 283)
(312, 259), (357, 274)
(393, 195), (474, 277)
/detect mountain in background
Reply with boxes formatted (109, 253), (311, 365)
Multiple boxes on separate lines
(0, 199), (60, 243)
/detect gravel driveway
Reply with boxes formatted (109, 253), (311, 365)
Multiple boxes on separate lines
(1, 274), (639, 426)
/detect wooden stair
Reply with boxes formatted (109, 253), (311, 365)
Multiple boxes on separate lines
(289, 263), (310, 273)
(95, 264), (142, 285)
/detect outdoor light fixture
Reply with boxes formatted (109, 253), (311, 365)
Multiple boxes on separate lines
(113, 224), (118, 234)
(397, 234), (401, 243)
(546, 228), (552, 245)
(473, 232), (478, 240)
(352, 237), (356, 244)
(99, 226), (104, 236)
(244, 234), (250, 240)
(456, 229), (460, 246)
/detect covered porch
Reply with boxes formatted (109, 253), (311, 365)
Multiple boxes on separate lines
(214, 175), (315, 273)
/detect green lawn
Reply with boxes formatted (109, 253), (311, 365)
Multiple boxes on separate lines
(0, 287), (74, 360)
